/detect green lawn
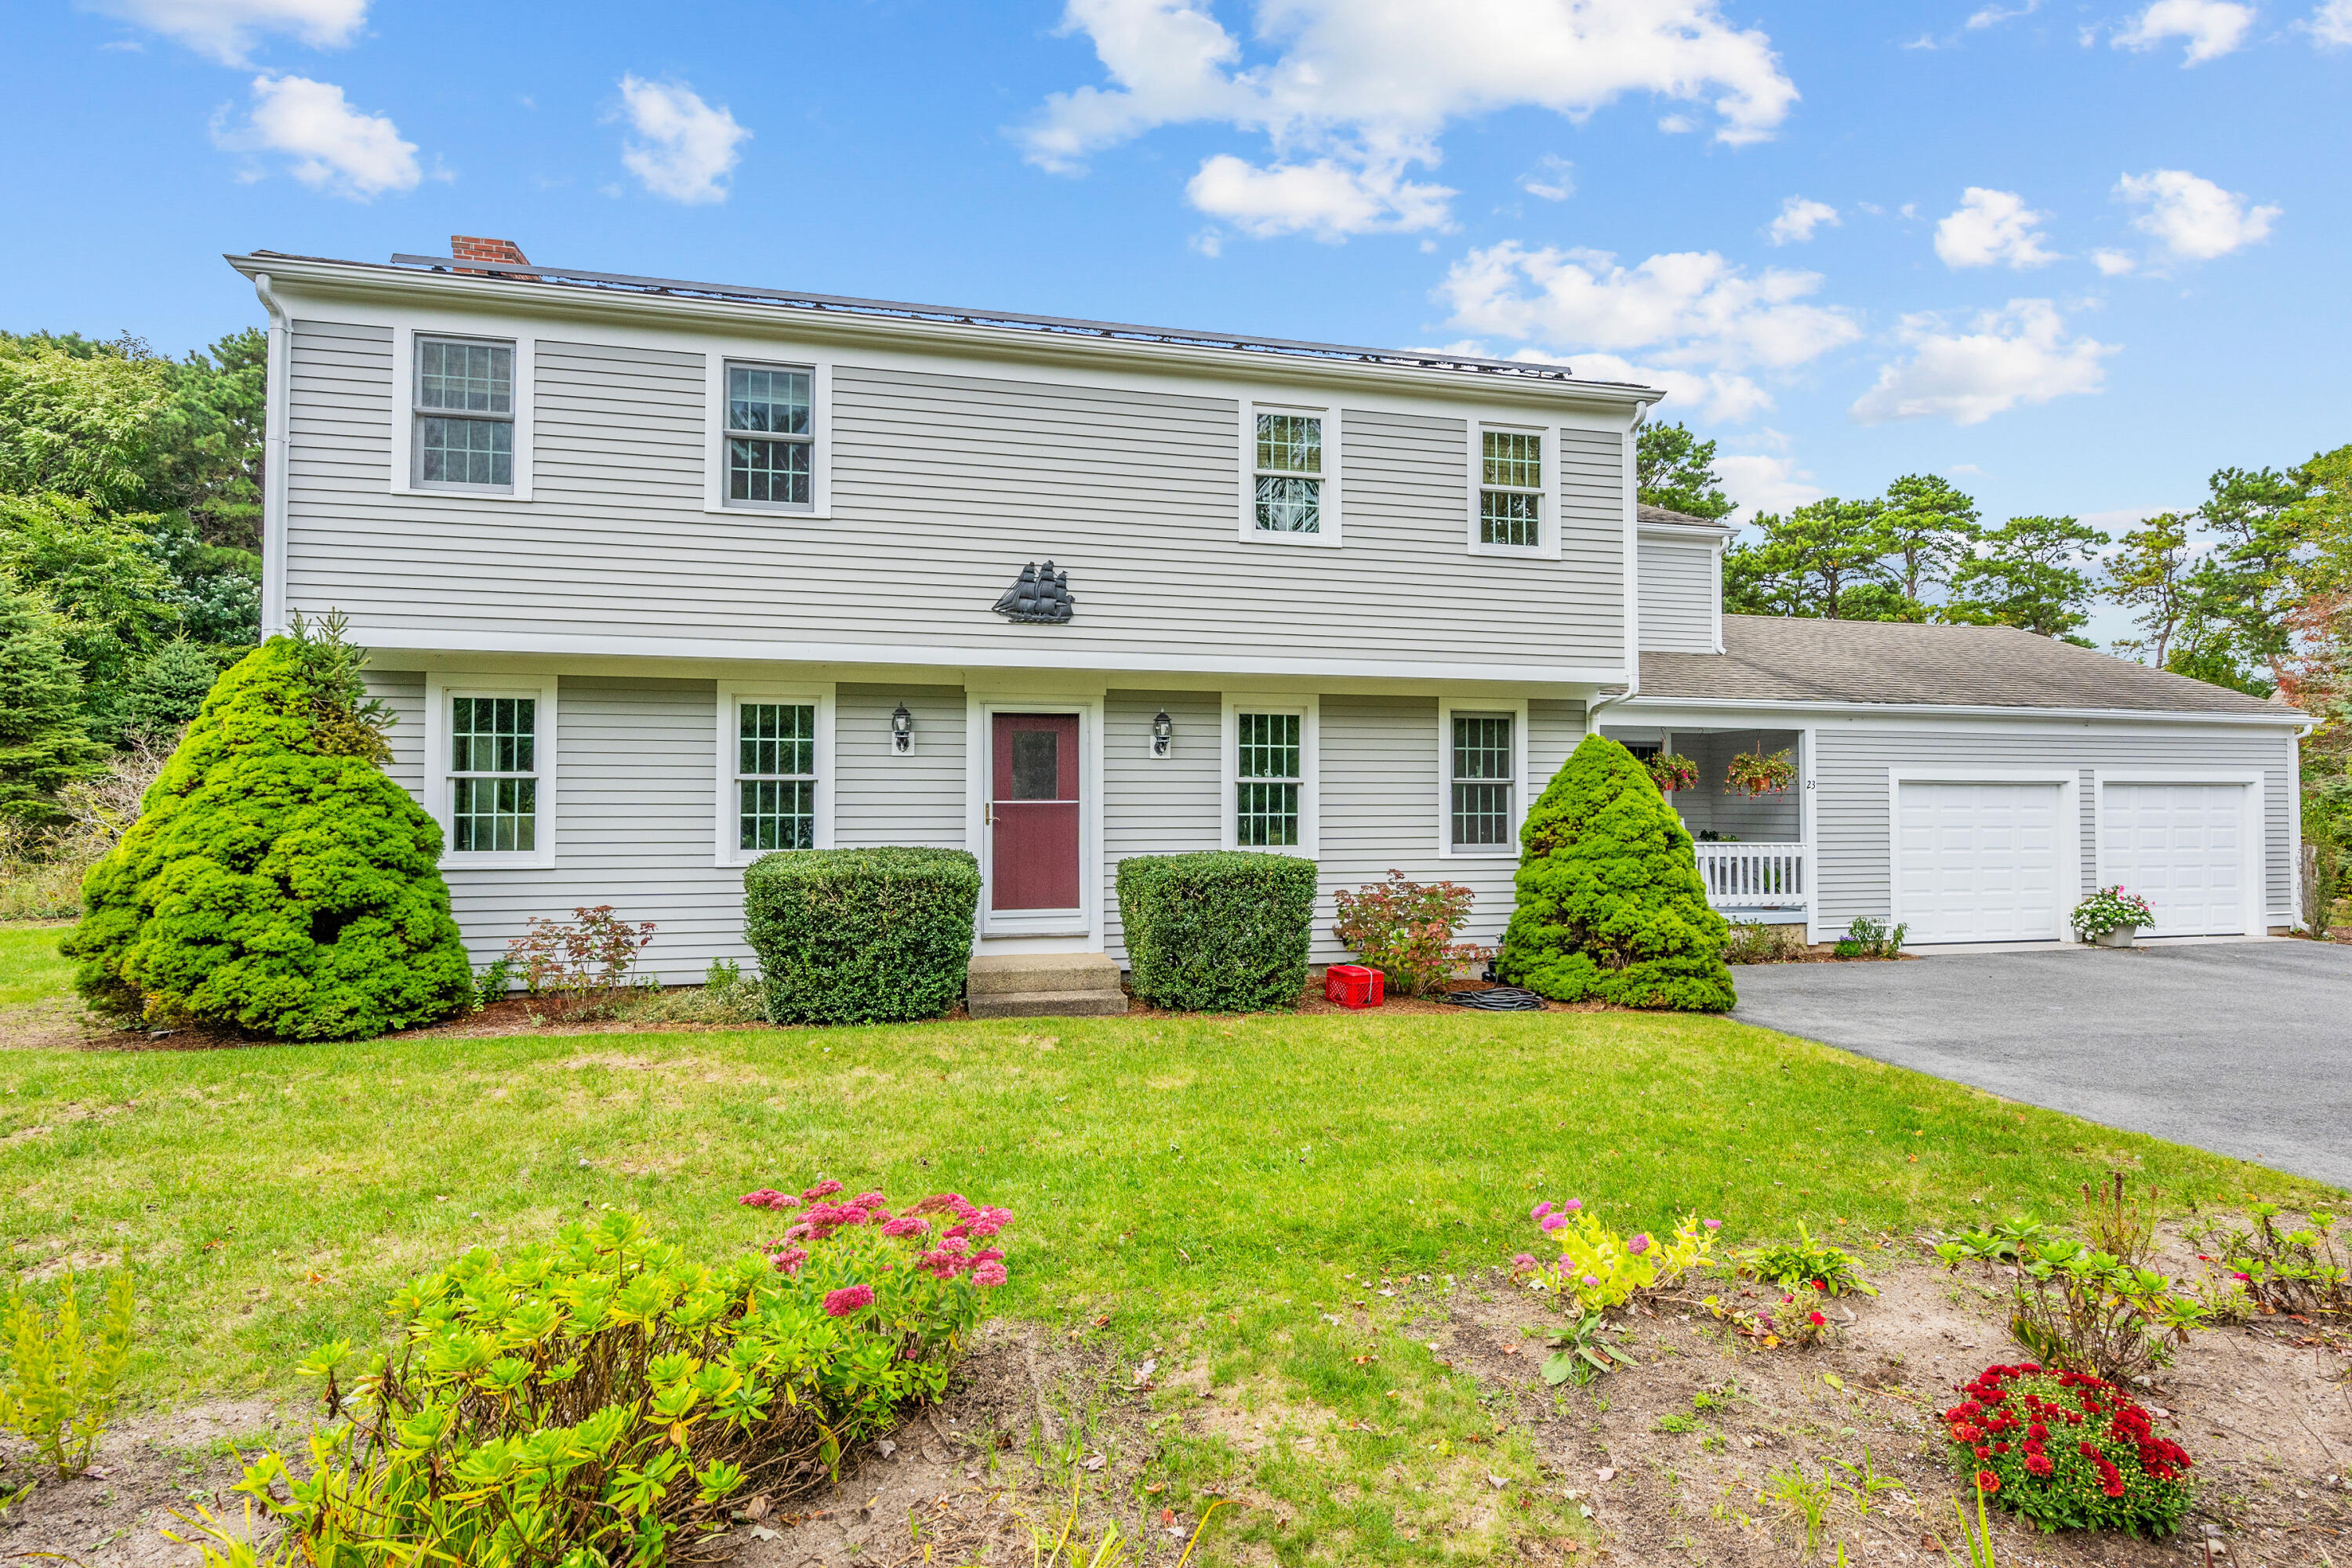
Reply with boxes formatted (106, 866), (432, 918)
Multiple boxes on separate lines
(3, 968), (2333, 1563)
(0, 919), (73, 1008)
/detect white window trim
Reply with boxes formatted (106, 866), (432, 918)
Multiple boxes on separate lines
(714, 681), (837, 867)
(426, 673), (559, 869)
(964, 695), (1104, 943)
(1884, 768), (2083, 940)
(704, 353), (833, 518)
(390, 325), (535, 501)
(1220, 693), (1319, 858)
(2090, 768), (2265, 938)
(1465, 421), (1561, 561)
(1436, 696), (1532, 858)
(1237, 401), (1342, 548)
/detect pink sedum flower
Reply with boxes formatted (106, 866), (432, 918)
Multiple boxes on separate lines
(1626, 1232), (1651, 1256)
(1563, 1200), (1583, 1213)
(971, 1261), (1008, 1287)
(768, 1245), (810, 1276)
(1530, 1201), (1552, 1221)
(881, 1216), (931, 1238)
(823, 1283), (876, 1316)
(1540, 1214), (1567, 1232)
(1703, 1218), (1722, 1231)
(1511, 1252), (1537, 1272)
(1581, 1275), (1601, 1290)
(803, 1179), (845, 1200)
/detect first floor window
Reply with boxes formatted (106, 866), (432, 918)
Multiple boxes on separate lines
(1479, 428), (1542, 548)
(1236, 711), (1301, 846)
(1450, 713), (1514, 848)
(738, 701), (817, 851)
(1253, 411), (1323, 533)
(726, 362), (814, 506)
(416, 336), (515, 489)
(451, 695), (537, 852)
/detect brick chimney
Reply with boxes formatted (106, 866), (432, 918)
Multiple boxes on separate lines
(451, 235), (531, 274)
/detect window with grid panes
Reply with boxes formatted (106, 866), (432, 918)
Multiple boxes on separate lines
(1252, 412), (1322, 533)
(736, 702), (817, 851)
(449, 696), (536, 851)
(416, 338), (514, 489)
(1450, 713), (1514, 848)
(1479, 429), (1542, 548)
(725, 364), (814, 506)
(1235, 711), (1301, 846)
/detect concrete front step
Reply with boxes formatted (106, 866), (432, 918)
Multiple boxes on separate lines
(966, 952), (1122, 996)
(966, 987), (1130, 1018)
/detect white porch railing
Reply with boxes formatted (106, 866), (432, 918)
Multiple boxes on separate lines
(1693, 842), (1809, 911)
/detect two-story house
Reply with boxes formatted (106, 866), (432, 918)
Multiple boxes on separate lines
(229, 238), (2307, 983)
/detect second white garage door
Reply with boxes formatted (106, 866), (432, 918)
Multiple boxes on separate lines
(2099, 782), (2249, 935)
(1895, 781), (2067, 943)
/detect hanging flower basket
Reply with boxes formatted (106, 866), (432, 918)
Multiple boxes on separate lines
(1645, 752), (1698, 793)
(1724, 748), (1797, 797)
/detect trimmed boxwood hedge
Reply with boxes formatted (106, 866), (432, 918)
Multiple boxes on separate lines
(1116, 851), (1317, 1013)
(743, 847), (979, 1025)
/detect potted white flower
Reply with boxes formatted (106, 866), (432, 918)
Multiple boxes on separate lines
(2071, 886), (2157, 948)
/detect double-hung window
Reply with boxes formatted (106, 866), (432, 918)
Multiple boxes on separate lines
(735, 701), (818, 851)
(450, 695), (539, 853)
(1235, 712), (1301, 847)
(724, 361), (814, 509)
(1243, 405), (1339, 543)
(1478, 428), (1544, 550)
(1449, 712), (1516, 851)
(415, 336), (516, 491)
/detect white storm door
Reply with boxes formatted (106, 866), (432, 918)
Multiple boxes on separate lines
(1896, 781), (2065, 943)
(2099, 782), (2247, 936)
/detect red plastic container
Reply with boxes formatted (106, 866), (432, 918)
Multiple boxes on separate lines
(1323, 964), (1385, 1009)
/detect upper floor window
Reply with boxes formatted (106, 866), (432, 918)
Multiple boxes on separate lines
(724, 361), (814, 509)
(1449, 712), (1515, 851)
(1479, 429), (1543, 550)
(1240, 404), (1341, 546)
(416, 336), (514, 491)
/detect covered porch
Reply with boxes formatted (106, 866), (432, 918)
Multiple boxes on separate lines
(1602, 725), (1809, 922)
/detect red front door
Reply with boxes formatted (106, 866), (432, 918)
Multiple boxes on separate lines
(990, 713), (1081, 913)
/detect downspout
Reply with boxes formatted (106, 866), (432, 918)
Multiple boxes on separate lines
(249, 271), (292, 637)
(1587, 401), (1649, 735)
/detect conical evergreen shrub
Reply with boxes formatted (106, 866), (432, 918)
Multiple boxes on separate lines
(61, 622), (473, 1039)
(1497, 734), (1736, 1011)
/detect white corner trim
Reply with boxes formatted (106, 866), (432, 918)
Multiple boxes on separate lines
(1236, 399), (1342, 547)
(425, 672), (560, 869)
(713, 680), (837, 867)
(1884, 767), (2082, 939)
(1436, 695), (1533, 858)
(702, 351), (833, 519)
(1464, 420), (1564, 561)
(389, 325), (535, 502)
(964, 694), (1105, 944)
(1219, 692), (1320, 858)
(2089, 768), (2265, 938)
(1798, 726), (1820, 944)
(251, 271), (292, 636)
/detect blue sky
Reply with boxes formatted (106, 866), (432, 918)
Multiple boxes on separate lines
(5, 0), (2346, 640)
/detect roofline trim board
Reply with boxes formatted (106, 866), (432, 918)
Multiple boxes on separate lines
(1613, 695), (2306, 728)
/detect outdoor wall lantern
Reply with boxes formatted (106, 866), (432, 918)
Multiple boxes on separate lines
(1151, 710), (1173, 758)
(891, 702), (913, 755)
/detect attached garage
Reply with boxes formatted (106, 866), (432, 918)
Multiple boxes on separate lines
(1892, 777), (2072, 943)
(2096, 777), (2259, 936)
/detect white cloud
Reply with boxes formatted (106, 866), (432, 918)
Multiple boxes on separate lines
(1849, 299), (2115, 426)
(213, 72), (416, 198)
(1933, 187), (2058, 269)
(1716, 452), (1823, 521)
(2310, 0), (2352, 44)
(1766, 195), (1838, 245)
(2114, 0), (2256, 63)
(1186, 154), (1453, 238)
(2091, 247), (2139, 275)
(1519, 154), (1575, 201)
(1439, 241), (1861, 375)
(615, 76), (749, 205)
(1022, 0), (1798, 239)
(1563, 353), (1774, 423)
(85, 0), (365, 66)
(1966, 0), (2040, 27)
(2115, 167), (2279, 260)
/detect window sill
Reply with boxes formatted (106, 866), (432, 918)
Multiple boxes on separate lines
(394, 480), (532, 503)
(1465, 541), (1559, 561)
(1240, 528), (1342, 549)
(703, 503), (833, 520)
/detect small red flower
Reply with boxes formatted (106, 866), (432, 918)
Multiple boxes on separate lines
(1807, 1311), (1827, 1327)
(1975, 1470), (2000, 1495)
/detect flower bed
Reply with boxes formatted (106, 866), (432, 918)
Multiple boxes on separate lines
(1942, 1363), (2195, 1536)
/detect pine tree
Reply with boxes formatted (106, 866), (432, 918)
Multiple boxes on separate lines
(0, 582), (102, 822)
(61, 623), (473, 1039)
(1497, 735), (1736, 1011)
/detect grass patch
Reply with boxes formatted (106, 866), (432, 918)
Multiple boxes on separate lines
(0, 919), (74, 1009)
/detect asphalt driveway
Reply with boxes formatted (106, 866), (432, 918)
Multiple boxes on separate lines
(1730, 940), (2352, 1190)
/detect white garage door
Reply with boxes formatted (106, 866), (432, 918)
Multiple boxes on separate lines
(2100, 783), (2248, 935)
(1895, 781), (2066, 943)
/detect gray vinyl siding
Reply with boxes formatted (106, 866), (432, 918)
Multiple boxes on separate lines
(286, 328), (1627, 675)
(1813, 722), (2299, 934)
(1638, 535), (1718, 653)
(1101, 690), (1224, 959)
(834, 683), (966, 848)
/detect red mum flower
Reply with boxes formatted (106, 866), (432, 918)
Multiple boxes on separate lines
(1975, 1470), (2000, 1495)
(2025, 1454), (2053, 1477)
